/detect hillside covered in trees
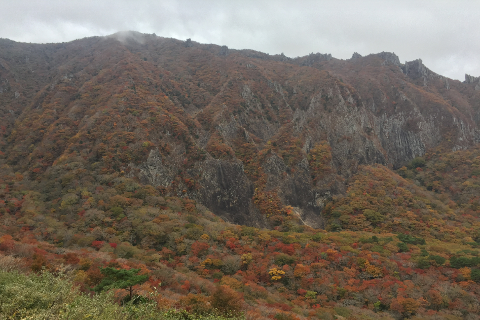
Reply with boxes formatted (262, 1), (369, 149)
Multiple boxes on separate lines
(1, 31), (480, 319)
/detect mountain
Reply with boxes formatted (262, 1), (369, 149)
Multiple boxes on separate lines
(3, 31), (480, 320)
(1, 31), (480, 229)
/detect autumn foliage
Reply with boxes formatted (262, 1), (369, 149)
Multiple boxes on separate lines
(1, 33), (480, 319)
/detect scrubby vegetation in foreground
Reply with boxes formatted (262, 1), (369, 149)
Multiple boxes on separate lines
(0, 268), (243, 320)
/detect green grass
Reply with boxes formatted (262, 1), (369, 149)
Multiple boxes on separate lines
(0, 269), (244, 320)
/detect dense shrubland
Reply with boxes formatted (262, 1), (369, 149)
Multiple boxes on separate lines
(2, 148), (480, 319)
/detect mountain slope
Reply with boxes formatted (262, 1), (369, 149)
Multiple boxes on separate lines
(1, 31), (480, 227)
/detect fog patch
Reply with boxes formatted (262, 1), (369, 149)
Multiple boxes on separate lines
(108, 31), (146, 45)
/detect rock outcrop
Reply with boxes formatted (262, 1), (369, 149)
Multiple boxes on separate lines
(295, 52), (333, 66)
(377, 52), (401, 66)
(351, 52), (362, 60)
(219, 45), (229, 56)
(465, 74), (480, 84)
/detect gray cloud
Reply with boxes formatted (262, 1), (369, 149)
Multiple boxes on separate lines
(1, 0), (479, 80)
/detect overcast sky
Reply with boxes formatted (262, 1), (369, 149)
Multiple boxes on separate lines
(1, 0), (479, 81)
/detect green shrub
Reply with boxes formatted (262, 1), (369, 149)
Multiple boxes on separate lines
(429, 255), (446, 266)
(417, 259), (431, 269)
(450, 256), (480, 268)
(312, 233), (324, 242)
(398, 233), (425, 245)
(371, 245), (384, 253)
(471, 269), (480, 282)
(397, 242), (409, 253)
(408, 157), (426, 169)
(363, 210), (384, 225)
(274, 313), (294, 320)
(274, 254), (296, 266)
(360, 236), (379, 243)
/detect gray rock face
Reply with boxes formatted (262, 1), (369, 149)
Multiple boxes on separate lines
(403, 59), (428, 78)
(465, 74), (480, 90)
(134, 149), (174, 188)
(194, 159), (263, 226)
(298, 53), (333, 66)
(377, 52), (401, 66)
(289, 83), (439, 171)
(276, 158), (327, 229)
(219, 45), (229, 56)
(351, 52), (362, 59)
(376, 112), (438, 167)
(465, 74), (480, 84)
(402, 59), (445, 86)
